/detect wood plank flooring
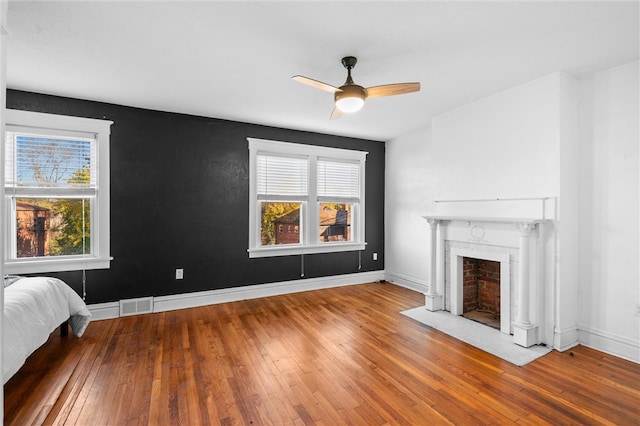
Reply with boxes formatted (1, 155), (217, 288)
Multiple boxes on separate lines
(4, 282), (640, 425)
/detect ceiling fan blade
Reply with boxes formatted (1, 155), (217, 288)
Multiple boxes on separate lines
(292, 75), (338, 93)
(365, 82), (421, 98)
(330, 107), (343, 120)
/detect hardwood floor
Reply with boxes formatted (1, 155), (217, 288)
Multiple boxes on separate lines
(5, 282), (640, 425)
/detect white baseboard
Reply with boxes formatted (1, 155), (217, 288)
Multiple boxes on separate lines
(87, 270), (385, 320)
(578, 324), (640, 364)
(553, 325), (579, 352)
(384, 271), (428, 294)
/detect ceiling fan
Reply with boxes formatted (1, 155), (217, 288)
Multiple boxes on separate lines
(292, 56), (420, 119)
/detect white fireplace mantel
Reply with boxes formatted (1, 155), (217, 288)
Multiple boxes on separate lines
(422, 215), (546, 226)
(421, 215), (548, 348)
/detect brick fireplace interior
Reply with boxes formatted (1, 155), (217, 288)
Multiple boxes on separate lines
(462, 257), (501, 330)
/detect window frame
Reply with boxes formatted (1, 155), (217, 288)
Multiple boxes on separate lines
(248, 137), (367, 258)
(4, 109), (113, 274)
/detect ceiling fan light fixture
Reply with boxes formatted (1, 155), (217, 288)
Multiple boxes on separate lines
(293, 56), (420, 119)
(335, 96), (365, 113)
(334, 86), (366, 113)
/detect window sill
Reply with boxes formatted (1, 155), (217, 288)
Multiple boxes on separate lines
(248, 243), (366, 258)
(4, 256), (112, 275)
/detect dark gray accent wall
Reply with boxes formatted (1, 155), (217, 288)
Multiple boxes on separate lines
(6, 90), (385, 304)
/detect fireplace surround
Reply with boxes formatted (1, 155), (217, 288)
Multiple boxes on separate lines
(422, 215), (547, 347)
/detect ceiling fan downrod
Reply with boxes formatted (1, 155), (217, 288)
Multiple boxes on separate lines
(341, 56), (358, 85)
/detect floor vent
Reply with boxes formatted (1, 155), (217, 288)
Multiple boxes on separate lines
(119, 296), (154, 317)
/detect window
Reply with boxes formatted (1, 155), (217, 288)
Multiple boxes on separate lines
(4, 109), (112, 274)
(248, 138), (367, 258)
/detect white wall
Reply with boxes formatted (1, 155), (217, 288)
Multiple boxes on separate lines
(385, 127), (432, 292)
(430, 74), (563, 207)
(555, 74), (580, 351)
(577, 61), (639, 362)
(1, 0), (8, 420)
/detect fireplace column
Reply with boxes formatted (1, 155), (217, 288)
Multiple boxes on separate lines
(513, 222), (538, 347)
(425, 218), (443, 311)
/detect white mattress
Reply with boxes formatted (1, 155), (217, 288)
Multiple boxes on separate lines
(3, 276), (91, 384)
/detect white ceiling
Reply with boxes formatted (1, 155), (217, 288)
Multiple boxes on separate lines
(5, 1), (639, 141)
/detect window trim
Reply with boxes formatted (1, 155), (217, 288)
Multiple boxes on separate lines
(4, 109), (113, 274)
(248, 137), (367, 258)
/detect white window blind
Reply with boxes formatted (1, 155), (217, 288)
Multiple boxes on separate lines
(317, 158), (360, 199)
(256, 154), (308, 198)
(5, 131), (96, 189)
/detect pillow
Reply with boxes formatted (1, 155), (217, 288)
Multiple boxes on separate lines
(4, 275), (23, 287)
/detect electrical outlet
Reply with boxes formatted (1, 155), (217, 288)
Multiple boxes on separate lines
(373, 252), (378, 261)
(175, 268), (184, 280)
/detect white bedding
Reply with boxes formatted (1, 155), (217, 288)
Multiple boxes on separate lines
(3, 276), (91, 384)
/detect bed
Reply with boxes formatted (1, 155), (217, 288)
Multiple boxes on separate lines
(3, 276), (92, 384)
